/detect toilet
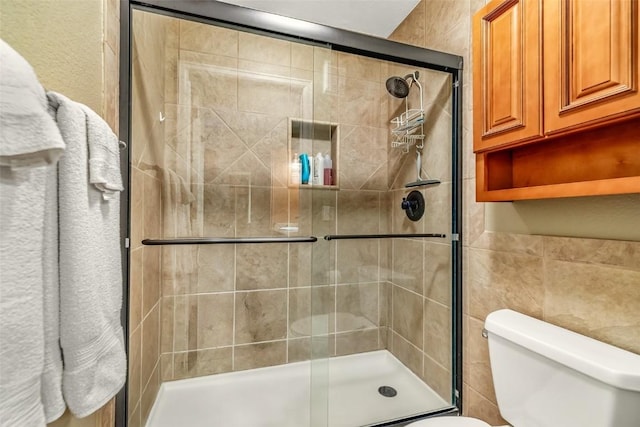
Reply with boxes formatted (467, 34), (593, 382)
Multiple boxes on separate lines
(407, 309), (640, 427)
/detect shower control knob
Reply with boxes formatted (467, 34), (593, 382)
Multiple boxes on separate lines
(401, 190), (425, 222)
(401, 197), (416, 215)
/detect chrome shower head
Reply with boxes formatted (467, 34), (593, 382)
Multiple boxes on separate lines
(385, 71), (420, 98)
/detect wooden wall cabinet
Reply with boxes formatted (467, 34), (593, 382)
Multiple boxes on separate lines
(473, 0), (640, 201)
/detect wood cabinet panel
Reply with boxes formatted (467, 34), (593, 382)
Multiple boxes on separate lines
(544, 0), (640, 134)
(473, 0), (543, 151)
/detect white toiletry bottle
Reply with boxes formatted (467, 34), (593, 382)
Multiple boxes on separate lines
(313, 152), (324, 185)
(308, 153), (314, 186)
(323, 153), (332, 185)
(290, 153), (300, 185)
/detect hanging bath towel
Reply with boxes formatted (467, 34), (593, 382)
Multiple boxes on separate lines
(47, 91), (126, 418)
(0, 39), (66, 426)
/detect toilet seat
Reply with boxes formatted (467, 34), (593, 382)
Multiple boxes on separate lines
(405, 416), (491, 427)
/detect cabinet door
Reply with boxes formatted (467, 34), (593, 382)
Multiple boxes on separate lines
(473, 0), (543, 152)
(543, 0), (640, 134)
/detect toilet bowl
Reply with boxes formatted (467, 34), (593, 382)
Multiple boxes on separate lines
(407, 309), (640, 427)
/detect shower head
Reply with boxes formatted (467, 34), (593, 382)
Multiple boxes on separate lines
(385, 71), (420, 98)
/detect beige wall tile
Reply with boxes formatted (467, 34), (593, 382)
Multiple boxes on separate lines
(388, 0), (425, 46)
(424, 299), (451, 369)
(173, 347), (233, 379)
(392, 285), (423, 347)
(474, 231), (544, 256)
(234, 341), (287, 371)
(140, 363), (160, 426)
(201, 185), (236, 237)
(544, 236), (640, 270)
(235, 290), (287, 344)
(197, 293), (234, 348)
(390, 331), (422, 377)
(160, 297), (174, 353)
(128, 325), (142, 417)
(339, 126), (387, 189)
(237, 72), (293, 116)
(239, 32), (290, 66)
(392, 239), (424, 294)
(142, 246), (161, 317)
(288, 286), (335, 337)
(289, 243), (312, 288)
(424, 242), (452, 306)
(141, 303), (160, 389)
(287, 337), (312, 363)
(335, 329), (380, 356)
(128, 404), (141, 427)
(336, 283), (379, 332)
(180, 20), (238, 57)
(160, 353), (173, 381)
(291, 43), (313, 70)
(337, 190), (380, 233)
(143, 174), (162, 238)
(379, 282), (392, 328)
(130, 249), (143, 332)
(544, 259), (640, 354)
(338, 77), (382, 128)
(423, 354), (451, 403)
(130, 168), (144, 250)
(467, 248), (544, 321)
(463, 315), (496, 404)
(336, 240), (379, 284)
(197, 245), (235, 292)
(337, 52), (381, 82)
(462, 383), (507, 425)
(236, 243), (288, 290)
(181, 52), (238, 111)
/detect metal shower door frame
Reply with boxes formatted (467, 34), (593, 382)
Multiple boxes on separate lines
(118, 1), (464, 426)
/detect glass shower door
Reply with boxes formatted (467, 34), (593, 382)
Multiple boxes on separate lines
(130, 8), (333, 426)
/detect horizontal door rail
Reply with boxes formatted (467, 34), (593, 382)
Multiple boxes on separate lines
(141, 236), (318, 245)
(323, 233), (446, 241)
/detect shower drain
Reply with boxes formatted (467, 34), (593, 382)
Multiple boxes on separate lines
(378, 385), (398, 397)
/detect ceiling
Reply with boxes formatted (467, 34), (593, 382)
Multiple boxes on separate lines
(216, 0), (421, 38)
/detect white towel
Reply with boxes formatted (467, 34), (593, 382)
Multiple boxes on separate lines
(48, 91), (126, 418)
(0, 165), (49, 427)
(81, 105), (123, 199)
(0, 39), (64, 169)
(0, 39), (65, 426)
(40, 163), (65, 423)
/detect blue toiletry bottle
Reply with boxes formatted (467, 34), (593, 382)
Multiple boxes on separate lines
(300, 153), (310, 184)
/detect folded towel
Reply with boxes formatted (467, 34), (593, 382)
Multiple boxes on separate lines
(0, 165), (48, 427)
(0, 39), (65, 169)
(81, 105), (123, 200)
(48, 91), (126, 418)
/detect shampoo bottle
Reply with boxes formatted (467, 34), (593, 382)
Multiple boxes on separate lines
(290, 153), (300, 185)
(313, 152), (324, 185)
(299, 153), (310, 184)
(323, 153), (333, 185)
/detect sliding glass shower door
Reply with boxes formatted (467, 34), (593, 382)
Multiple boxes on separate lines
(126, 3), (461, 426)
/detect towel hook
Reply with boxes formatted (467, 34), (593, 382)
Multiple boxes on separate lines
(118, 140), (127, 151)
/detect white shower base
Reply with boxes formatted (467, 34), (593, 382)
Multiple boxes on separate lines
(146, 350), (448, 427)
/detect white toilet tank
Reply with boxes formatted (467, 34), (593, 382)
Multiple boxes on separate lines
(485, 309), (640, 427)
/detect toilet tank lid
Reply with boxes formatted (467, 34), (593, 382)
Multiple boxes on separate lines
(485, 309), (640, 392)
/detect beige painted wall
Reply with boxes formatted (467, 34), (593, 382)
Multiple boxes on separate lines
(0, 0), (104, 114)
(0, 0), (120, 426)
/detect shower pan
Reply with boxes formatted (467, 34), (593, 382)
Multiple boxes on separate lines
(119, 1), (462, 427)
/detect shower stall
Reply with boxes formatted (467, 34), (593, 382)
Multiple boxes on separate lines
(119, 1), (462, 426)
